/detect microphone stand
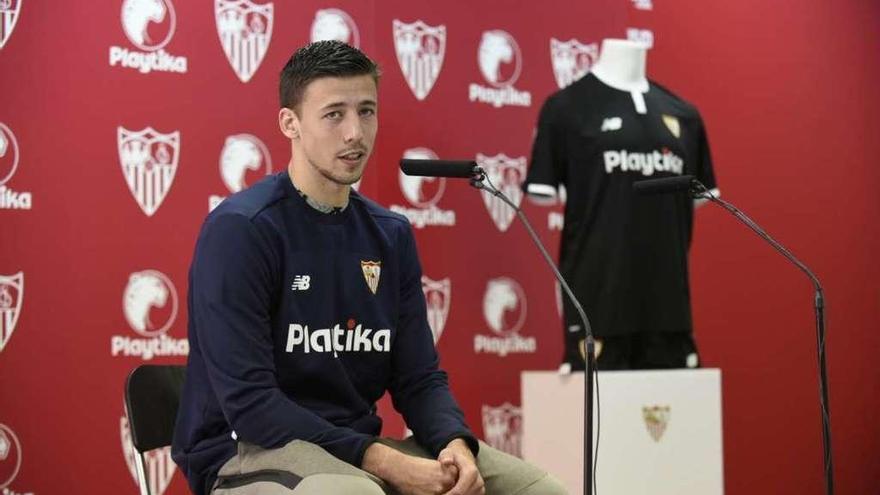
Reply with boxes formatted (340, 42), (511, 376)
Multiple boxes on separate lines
(689, 181), (834, 495)
(468, 167), (598, 495)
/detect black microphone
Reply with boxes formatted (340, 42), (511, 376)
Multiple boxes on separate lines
(400, 159), (478, 178)
(633, 175), (696, 195)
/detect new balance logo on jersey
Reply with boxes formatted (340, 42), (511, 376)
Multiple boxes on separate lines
(111, 270), (188, 360)
(0, 0), (22, 50)
(215, 0), (274, 83)
(390, 148), (456, 228)
(604, 148), (684, 176)
(0, 123), (32, 210)
(290, 275), (310, 291)
(117, 126), (180, 216)
(476, 153), (526, 232)
(393, 19), (446, 101)
(109, 0), (188, 74)
(311, 8), (359, 47)
(474, 277), (536, 356)
(0, 272), (23, 354)
(0, 423), (26, 493)
(601, 117), (623, 132)
(422, 276), (450, 344)
(469, 30), (532, 108)
(286, 321), (391, 357)
(482, 403), (523, 457)
(209, 133), (272, 211)
(121, 412), (176, 495)
(633, 0), (653, 10)
(550, 38), (598, 89)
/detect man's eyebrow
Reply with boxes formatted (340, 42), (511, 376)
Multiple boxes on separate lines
(320, 99), (377, 111)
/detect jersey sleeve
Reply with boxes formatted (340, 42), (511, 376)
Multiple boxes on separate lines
(694, 113), (719, 201)
(190, 212), (377, 467)
(523, 94), (566, 198)
(387, 223), (479, 457)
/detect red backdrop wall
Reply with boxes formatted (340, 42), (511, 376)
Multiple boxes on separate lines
(0, 1), (877, 494)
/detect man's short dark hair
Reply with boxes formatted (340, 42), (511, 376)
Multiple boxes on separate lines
(279, 40), (380, 111)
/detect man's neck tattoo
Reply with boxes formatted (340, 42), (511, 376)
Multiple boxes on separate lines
(291, 179), (348, 215)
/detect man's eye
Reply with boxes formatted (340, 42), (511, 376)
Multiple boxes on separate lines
(325, 111), (342, 119)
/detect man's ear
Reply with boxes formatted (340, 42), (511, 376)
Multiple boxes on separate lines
(279, 107), (300, 139)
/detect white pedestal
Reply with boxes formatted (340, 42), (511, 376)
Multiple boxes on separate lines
(522, 369), (724, 495)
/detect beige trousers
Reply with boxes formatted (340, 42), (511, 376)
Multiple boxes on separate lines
(212, 437), (568, 495)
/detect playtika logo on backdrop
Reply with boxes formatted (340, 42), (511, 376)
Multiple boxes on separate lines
(109, 0), (188, 74)
(111, 270), (188, 360)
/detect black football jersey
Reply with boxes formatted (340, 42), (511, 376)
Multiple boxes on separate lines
(525, 73), (717, 347)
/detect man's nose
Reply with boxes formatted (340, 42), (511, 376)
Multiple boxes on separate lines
(343, 114), (364, 144)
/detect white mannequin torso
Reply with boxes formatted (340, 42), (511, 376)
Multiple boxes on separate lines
(590, 38), (650, 93)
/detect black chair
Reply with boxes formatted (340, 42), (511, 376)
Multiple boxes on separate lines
(124, 365), (186, 495)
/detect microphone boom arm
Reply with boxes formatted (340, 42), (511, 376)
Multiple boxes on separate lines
(689, 180), (834, 495)
(470, 172), (599, 495)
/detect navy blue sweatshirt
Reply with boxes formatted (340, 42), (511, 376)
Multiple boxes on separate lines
(172, 172), (477, 495)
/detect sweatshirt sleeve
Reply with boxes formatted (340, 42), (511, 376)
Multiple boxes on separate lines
(387, 223), (479, 457)
(523, 93), (566, 198)
(191, 212), (377, 466)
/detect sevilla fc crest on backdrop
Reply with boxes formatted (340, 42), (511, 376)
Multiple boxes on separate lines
(393, 19), (446, 101)
(215, 0), (274, 83)
(482, 403), (523, 457)
(121, 412), (176, 495)
(117, 126), (180, 216)
(550, 38), (598, 89)
(0, 272), (23, 354)
(476, 153), (526, 232)
(0, 0), (22, 50)
(422, 276), (451, 343)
